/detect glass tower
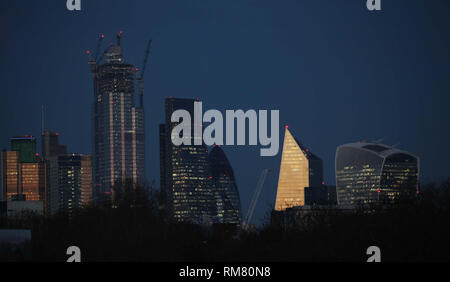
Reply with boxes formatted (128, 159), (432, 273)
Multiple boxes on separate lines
(91, 40), (145, 201)
(48, 154), (92, 215)
(42, 131), (67, 160)
(335, 143), (419, 206)
(1, 151), (20, 201)
(275, 127), (323, 211)
(209, 145), (242, 226)
(1, 137), (45, 202)
(11, 136), (37, 163)
(160, 98), (215, 224)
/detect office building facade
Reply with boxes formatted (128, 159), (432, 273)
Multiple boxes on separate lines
(209, 145), (242, 226)
(1, 136), (45, 202)
(47, 154), (93, 215)
(42, 131), (67, 160)
(160, 98), (215, 224)
(275, 127), (323, 211)
(335, 142), (419, 206)
(10, 136), (37, 163)
(304, 185), (337, 206)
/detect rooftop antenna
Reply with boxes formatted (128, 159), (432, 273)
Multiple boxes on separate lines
(117, 30), (123, 46)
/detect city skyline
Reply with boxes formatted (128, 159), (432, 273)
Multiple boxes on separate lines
(0, 1), (449, 266)
(1, 0), (448, 225)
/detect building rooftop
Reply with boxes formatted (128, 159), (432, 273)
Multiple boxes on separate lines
(339, 142), (418, 160)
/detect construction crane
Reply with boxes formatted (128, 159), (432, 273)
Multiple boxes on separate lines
(87, 34), (104, 72)
(242, 169), (271, 230)
(117, 30), (123, 46)
(87, 34), (105, 99)
(136, 39), (152, 108)
(96, 44), (110, 65)
(94, 34), (105, 62)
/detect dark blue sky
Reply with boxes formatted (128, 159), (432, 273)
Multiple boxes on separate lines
(1, 0), (449, 225)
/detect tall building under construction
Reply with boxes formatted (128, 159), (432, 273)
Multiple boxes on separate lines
(89, 32), (146, 200)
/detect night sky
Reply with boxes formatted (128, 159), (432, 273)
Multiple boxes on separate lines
(0, 0), (449, 225)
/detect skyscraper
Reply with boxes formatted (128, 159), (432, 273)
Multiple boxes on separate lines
(11, 136), (37, 163)
(47, 154), (93, 215)
(160, 98), (215, 224)
(1, 151), (20, 201)
(335, 142), (419, 206)
(209, 145), (242, 226)
(1, 136), (45, 202)
(80, 155), (93, 207)
(304, 185), (337, 206)
(274, 127), (323, 211)
(41, 130), (68, 215)
(90, 34), (145, 201)
(42, 131), (67, 159)
(159, 124), (167, 206)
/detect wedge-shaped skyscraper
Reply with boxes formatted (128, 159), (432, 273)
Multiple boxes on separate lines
(275, 127), (323, 211)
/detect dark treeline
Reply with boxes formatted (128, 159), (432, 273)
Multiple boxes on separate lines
(1, 179), (450, 262)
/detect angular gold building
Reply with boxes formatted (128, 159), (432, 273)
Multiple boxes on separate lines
(275, 127), (323, 211)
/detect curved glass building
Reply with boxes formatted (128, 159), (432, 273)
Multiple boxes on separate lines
(160, 98), (216, 224)
(335, 142), (419, 206)
(209, 145), (242, 226)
